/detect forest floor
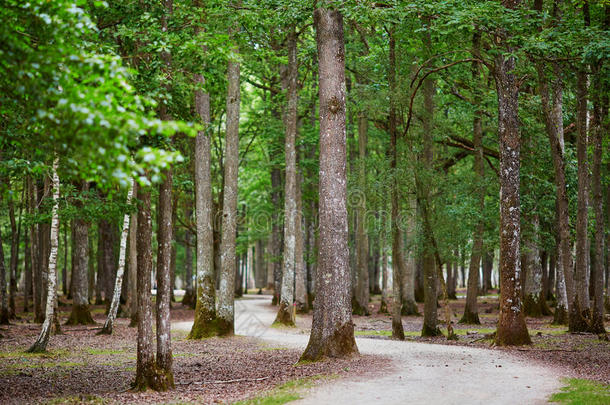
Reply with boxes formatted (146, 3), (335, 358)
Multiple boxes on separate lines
(0, 298), (385, 404)
(0, 291), (608, 404)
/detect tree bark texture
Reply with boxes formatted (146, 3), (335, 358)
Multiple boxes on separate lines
(301, 7), (358, 361)
(276, 27), (298, 326)
(100, 180), (135, 333)
(217, 24), (241, 335)
(494, 21), (531, 345)
(28, 158), (60, 353)
(354, 112), (370, 315)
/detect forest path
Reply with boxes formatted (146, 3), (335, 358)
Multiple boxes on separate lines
(173, 295), (561, 405)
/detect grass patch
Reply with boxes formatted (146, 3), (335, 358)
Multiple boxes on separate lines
(550, 378), (610, 404)
(354, 330), (391, 336)
(234, 375), (333, 405)
(0, 348), (70, 359)
(85, 348), (125, 355)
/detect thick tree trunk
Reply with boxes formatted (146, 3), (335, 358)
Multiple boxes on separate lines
(276, 27), (298, 326)
(189, 30), (219, 337)
(216, 25), (241, 335)
(99, 181), (135, 333)
(156, 168), (174, 384)
(134, 182), (170, 391)
(301, 7), (358, 361)
(494, 36), (531, 346)
(28, 159), (60, 353)
(354, 112), (370, 316)
(67, 183), (95, 326)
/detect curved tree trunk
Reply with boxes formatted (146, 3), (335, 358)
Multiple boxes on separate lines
(301, 7), (358, 361)
(28, 158), (60, 353)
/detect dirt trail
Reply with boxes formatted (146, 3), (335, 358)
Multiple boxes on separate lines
(173, 295), (561, 405)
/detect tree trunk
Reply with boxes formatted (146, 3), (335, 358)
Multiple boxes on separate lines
(182, 214), (194, 307)
(67, 182), (95, 326)
(29, 177), (42, 322)
(189, 21), (219, 337)
(419, 45), (440, 337)
(523, 215), (551, 317)
(216, 23), (241, 335)
(28, 158), (60, 352)
(270, 166), (282, 304)
(462, 32), (484, 325)
(7, 178), (21, 318)
(295, 170), (308, 312)
(572, 65), (591, 332)
(0, 214), (8, 324)
(156, 168), (174, 384)
(128, 199), (138, 327)
(388, 27), (407, 338)
(24, 227), (31, 312)
(354, 112), (370, 316)
(402, 197), (419, 315)
(99, 180), (135, 333)
(276, 26), (298, 326)
(494, 23), (531, 345)
(379, 243), (389, 314)
(589, 57), (607, 333)
(301, 7), (358, 361)
(134, 181), (170, 391)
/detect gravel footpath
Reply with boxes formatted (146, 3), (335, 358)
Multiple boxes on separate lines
(176, 295), (563, 405)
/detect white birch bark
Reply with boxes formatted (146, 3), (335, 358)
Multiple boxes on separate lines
(28, 158), (59, 353)
(101, 180), (135, 334)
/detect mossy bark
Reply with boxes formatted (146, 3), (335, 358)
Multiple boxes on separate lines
(459, 307), (481, 325)
(301, 321), (357, 361)
(351, 297), (369, 316)
(421, 323), (442, 337)
(66, 304), (95, 326)
(133, 359), (174, 392)
(523, 294), (552, 318)
(552, 304), (568, 325)
(401, 300), (419, 316)
(274, 301), (296, 326)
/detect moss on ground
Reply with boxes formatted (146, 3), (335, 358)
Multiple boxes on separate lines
(550, 378), (610, 404)
(234, 375), (334, 405)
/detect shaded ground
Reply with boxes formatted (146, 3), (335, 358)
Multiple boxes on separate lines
(0, 299), (384, 404)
